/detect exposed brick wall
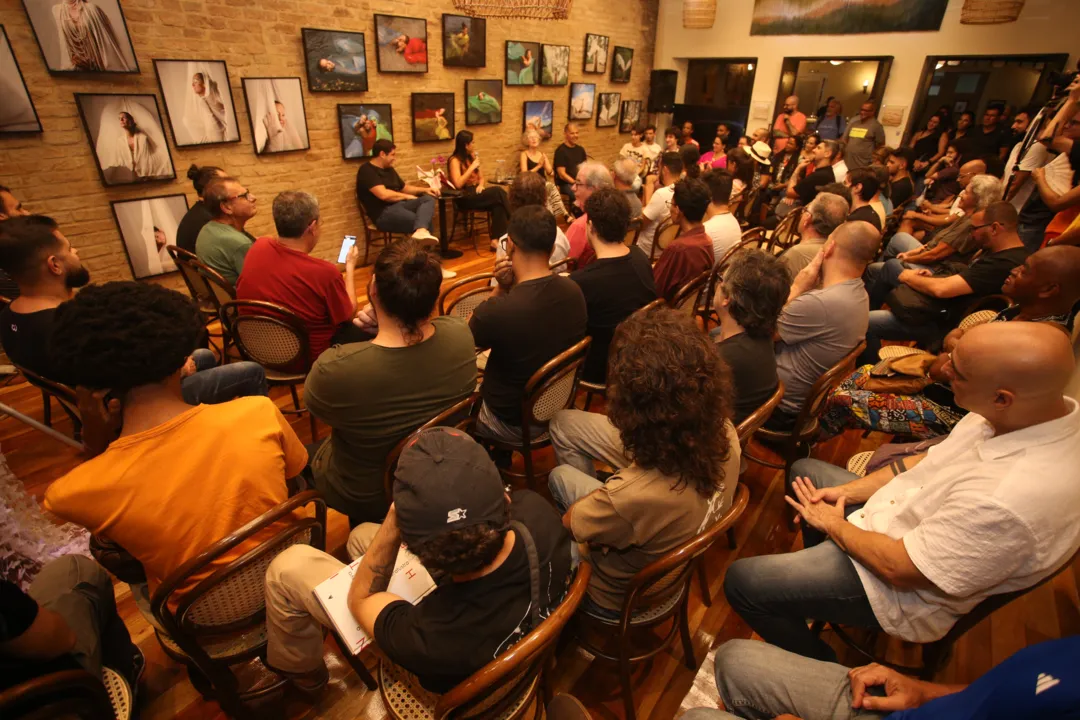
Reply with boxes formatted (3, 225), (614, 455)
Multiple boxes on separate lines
(0, 0), (659, 288)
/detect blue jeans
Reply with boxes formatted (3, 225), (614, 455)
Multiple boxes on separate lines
(865, 233), (931, 309)
(180, 349), (269, 405)
(375, 195), (435, 234)
(1017, 221), (1047, 253)
(859, 308), (935, 365)
(723, 459), (879, 662)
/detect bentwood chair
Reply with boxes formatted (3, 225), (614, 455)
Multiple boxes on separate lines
(356, 197), (408, 266)
(12, 363), (83, 444)
(623, 217), (643, 248)
(698, 229), (770, 330)
(0, 667), (133, 720)
(577, 299), (665, 412)
(168, 246), (231, 360)
(549, 257), (578, 274)
(649, 218), (680, 262)
(219, 300), (317, 439)
(765, 205), (804, 254)
(379, 563), (592, 720)
(734, 185), (762, 228)
(439, 272), (497, 321)
(575, 485), (749, 720)
(668, 269), (711, 326)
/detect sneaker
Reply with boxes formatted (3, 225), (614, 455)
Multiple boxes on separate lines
(411, 229), (439, 245)
(442, 268), (458, 279)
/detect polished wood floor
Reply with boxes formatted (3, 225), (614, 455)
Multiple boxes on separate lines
(3, 243), (1078, 719)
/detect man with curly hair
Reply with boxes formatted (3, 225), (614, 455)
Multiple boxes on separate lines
(548, 308), (741, 615)
(264, 428), (573, 696)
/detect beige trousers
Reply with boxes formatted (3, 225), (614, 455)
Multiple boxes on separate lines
(548, 409), (631, 477)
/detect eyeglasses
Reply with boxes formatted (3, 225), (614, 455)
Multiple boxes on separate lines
(970, 221), (996, 231)
(498, 236), (510, 253)
(943, 352), (968, 382)
(226, 192), (254, 202)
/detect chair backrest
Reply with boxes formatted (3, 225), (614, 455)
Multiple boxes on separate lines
(439, 272), (497, 321)
(522, 337), (592, 434)
(735, 185), (761, 227)
(196, 263), (236, 310)
(549, 257), (578, 274)
(382, 392), (482, 502)
(0, 669), (114, 720)
(735, 380), (785, 449)
(167, 246), (216, 311)
(434, 563), (593, 719)
(638, 297), (666, 315)
(219, 299), (312, 373)
(767, 206), (804, 253)
(649, 218), (679, 262)
(14, 363), (80, 420)
(791, 341), (866, 441)
(151, 491), (326, 641)
(623, 217), (643, 248)
(669, 269), (710, 317)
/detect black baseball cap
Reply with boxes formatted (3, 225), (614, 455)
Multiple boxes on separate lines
(393, 427), (508, 542)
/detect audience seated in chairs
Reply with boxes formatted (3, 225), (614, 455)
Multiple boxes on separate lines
(237, 190), (368, 362)
(565, 161), (614, 262)
(899, 159), (986, 240)
(471, 205), (586, 444)
(788, 139), (842, 208)
(724, 321), (1080, 663)
(768, 221), (879, 431)
(612, 157), (644, 219)
(194, 176), (258, 285)
(639, 151), (683, 259)
(494, 172), (571, 268)
(824, 245), (1080, 439)
(844, 168), (884, 232)
(702, 170), (742, 264)
(548, 308), (741, 616)
(888, 148), (916, 209)
(568, 186), (656, 385)
(264, 427), (573, 696)
(710, 250), (788, 424)
(0, 555), (144, 708)
(306, 238), (477, 524)
(175, 164), (226, 254)
(778, 192), (850, 277)
(653, 178), (715, 301)
(0, 215), (266, 405)
(41, 282), (306, 622)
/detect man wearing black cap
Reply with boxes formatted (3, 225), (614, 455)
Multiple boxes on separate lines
(264, 427), (573, 695)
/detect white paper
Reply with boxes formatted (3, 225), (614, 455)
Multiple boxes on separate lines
(312, 545), (436, 655)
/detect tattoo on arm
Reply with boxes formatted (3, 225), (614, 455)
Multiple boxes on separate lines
(366, 559), (393, 594)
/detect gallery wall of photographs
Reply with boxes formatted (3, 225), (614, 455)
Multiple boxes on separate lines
(0, 0), (658, 281)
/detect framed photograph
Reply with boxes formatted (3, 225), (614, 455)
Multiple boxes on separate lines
(74, 93), (175, 187)
(583, 33), (608, 74)
(153, 59), (240, 147)
(110, 194), (189, 279)
(442, 14), (485, 68)
(619, 99), (642, 133)
(465, 79), (502, 126)
(597, 92), (620, 128)
(569, 83), (595, 121)
(611, 46), (633, 83)
(523, 100), (553, 141)
(540, 44), (569, 86)
(301, 28), (368, 92)
(374, 14), (427, 74)
(241, 77), (310, 155)
(506, 40), (539, 86)
(21, 0), (137, 73)
(411, 92), (454, 143)
(338, 103), (392, 159)
(1, 25), (42, 133)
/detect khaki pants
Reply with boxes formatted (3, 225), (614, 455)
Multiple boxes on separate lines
(264, 523), (380, 674)
(548, 409), (630, 477)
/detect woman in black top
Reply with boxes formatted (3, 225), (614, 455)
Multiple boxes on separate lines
(448, 130), (511, 239)
(908, 113), (949, 174)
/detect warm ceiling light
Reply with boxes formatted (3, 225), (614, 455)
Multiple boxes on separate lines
(747, 63), (754, 71)
(936, 61), (945, 69)
(830, 60), (844, 66)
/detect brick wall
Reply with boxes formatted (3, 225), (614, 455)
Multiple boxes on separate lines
(0, 0), (659, 287)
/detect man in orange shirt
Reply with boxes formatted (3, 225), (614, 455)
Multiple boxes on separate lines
(773, 95), (807, 155)
(43, 282), (308, 616)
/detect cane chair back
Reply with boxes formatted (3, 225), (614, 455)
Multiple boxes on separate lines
(766, 205), (804, 254)
(0, 669), (118, 720)
(698, 232), (769, 329)
(219, 300), (311, 376)
(958, 309), (999, 331)
(439, 273), (498, 321)
(846, 450), (874, 477)
(650, 218), (680, 262)
(13, 362), (83, 442)
(669, 269), (710, 319)
(194, 263), (236, 311)
(624, 217), (643, 247)
(525, 337), (592, 427)
(735, 381), (785, 449)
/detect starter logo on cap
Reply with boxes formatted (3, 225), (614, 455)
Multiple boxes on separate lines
(447, 508), (467, 523)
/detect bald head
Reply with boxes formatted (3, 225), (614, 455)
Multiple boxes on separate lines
(827, 220), (881, 269)
(782, 96), (800, 113)
(1033, 245), (1080, 291)
(958, 159), (987, 187)
(1005, 245), (1080, 310)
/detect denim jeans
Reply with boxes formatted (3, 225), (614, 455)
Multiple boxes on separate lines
(376, 195), (435, 234)
(865, 233), (932, 309)
(1017, 221), (1047, 253)
(859, 309), (936, 366)
(180, 349), (269, 405)
(723, 459), (880, 662)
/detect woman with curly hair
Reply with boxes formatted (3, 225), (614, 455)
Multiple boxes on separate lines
(548, 306), (741, 615)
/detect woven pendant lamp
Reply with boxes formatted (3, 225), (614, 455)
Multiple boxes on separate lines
(452, 0), (572, 20)
(960, 0), (1026, 24)
(683, 0), (716, 28)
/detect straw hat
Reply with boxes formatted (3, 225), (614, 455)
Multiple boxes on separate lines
(747, 141), (772, 166)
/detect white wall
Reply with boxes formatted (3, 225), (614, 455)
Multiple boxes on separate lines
(654, 0), (1080, 145)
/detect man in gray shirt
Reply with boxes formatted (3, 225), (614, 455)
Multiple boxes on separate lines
(769, 221), (881, 429)
(841, 100), (886, 171)
(779, 192), (850, 277)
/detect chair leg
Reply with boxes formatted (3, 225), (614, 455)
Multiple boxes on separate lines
(618, 636), (637, 720)
(697, 563), (711, 607)
(522, 442), (536, 490)
(678, 588), (696, 669)
(41, 390), (51, 427)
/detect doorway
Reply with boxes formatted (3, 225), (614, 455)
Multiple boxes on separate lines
(675, 57), (757, 146)
(774, 56), (894, 129)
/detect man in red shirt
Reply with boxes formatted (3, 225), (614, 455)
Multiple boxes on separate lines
(236, 191), (363, 362)
(653, 178), (715, 301)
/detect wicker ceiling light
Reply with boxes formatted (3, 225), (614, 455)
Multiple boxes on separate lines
(452, 0), (573, 20)
(960, 0), (1026, 24)
(683, 0), (716, 29)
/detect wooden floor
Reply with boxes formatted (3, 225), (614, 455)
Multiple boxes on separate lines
(4, 242), (1079, 720)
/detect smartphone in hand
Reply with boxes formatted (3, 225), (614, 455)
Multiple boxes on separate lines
(338, 235), (356, 264)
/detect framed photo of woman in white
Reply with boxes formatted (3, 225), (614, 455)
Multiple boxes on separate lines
(74, 93), (176, 186)
(241, 77), (310, 155)
(110, 194), (189, 279)
(154, 59), (240, 147)
(0, 25), (43, 133)
(21, 0), (137, 73)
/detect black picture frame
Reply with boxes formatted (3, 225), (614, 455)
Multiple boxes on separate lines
(619, 99), (642, 133)
(337, 103), (393, 160)
(411, 92), (455, 143)
(506, 40), (540, 86)
(301, 28), (368, 92)
(611, 46), (634, 83)
(374, 13), (428, 74)
(240, 77), (311, 155)
(540, 44), (569, 86)
(465, 79), (503, 126)
(568, 82), (595, 121)
(153, 58), (241, 147)
(597, 92), (621, 128)
(523, 100), (554, 141)
(0, 25), (43, 134)
(441, 14), (486, 68)
(74, 92), (176, 187)
(583, 33), (608, 74)
(21, 0), (138, 74)
(109, 193), (190, 280)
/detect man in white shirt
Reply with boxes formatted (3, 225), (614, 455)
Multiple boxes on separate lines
(638, 151), (683, 258)
(831, 156), (848, 184)
(641, 125), (662, 172)
(724, 321), (1080, 662)
(702, 170), (741, 264)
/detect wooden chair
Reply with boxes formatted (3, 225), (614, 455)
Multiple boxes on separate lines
(698, 230), (769, 330)
(219, 300), (317, 439)
(668, 269), (711, 323)
(549, 257), (578, 274)
(379, 563), (593, 720)
(12, 362), (82, 444)
(439, 272), (497, 321)
(623, 217), (643, 248)
(0, 667), (132, 720)
(450, 203), (494, 255)
(846, 450), (874, 476)
(765, 205), (804, 254)
(578, 299), (665, 412)
(356, 196), (406, 266)
(575, 484), (750, 720)
(648, 218), (679, 262)
(167, 246), (230, 359)
(481, 337), (591, 489)
(734, 185), (761, 228)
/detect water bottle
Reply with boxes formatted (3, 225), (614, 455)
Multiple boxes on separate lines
(496, 159), (505, 183)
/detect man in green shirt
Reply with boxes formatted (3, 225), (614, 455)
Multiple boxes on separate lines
(195, 177), (258, 285)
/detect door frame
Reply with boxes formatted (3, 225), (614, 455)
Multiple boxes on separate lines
(772, 55), (894, 124)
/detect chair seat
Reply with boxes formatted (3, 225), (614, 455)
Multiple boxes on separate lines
(584, 587), (684, 625)
(846, 450), (874, 477)
(878, 345), (923, 360)
(155, 623), (268, 661)
(264, 369), (307, 383)
(103, 667), (133, 720)
(379, 660), (538, 720)
(578, 380), (606, 393)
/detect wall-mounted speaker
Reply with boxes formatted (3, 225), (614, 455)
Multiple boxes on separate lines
(648, 70), (679, 113)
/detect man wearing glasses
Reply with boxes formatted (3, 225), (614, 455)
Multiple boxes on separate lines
(195, 176), (258, 285)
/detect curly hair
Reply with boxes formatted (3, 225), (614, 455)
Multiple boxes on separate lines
(50, 282), (203, 394)
(721, 250), (791, 338)
(606, 308), (734, 496)
(404, 507), (510, 576)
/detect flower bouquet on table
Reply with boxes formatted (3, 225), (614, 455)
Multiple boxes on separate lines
(417, 155), (455, 192)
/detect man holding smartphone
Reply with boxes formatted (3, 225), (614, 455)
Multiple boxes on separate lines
(772, 95), (807, 155)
